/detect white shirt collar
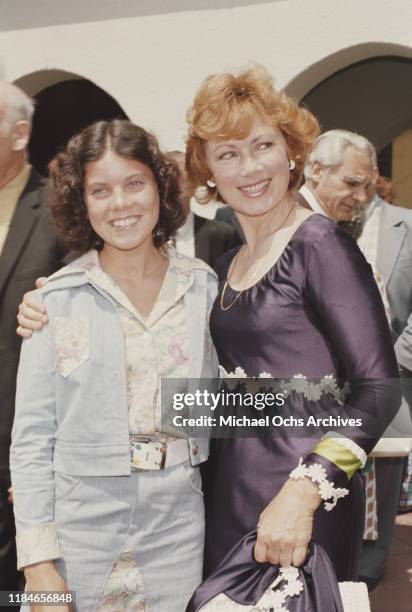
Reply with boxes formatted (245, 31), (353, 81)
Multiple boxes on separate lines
(364, 194), (382, 221)
(299, 184), (329, 217)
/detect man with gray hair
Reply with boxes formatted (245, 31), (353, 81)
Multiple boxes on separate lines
(298, 129), (377, 221)
(0, 81), (63, 590)
(299, 128), (412, 589)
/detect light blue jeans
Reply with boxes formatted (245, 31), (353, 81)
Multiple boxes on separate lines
(50, 461), (204, 611)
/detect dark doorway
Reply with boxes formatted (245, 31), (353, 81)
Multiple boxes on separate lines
(29, 79), (128, 175)
(301, 55), (412, 164)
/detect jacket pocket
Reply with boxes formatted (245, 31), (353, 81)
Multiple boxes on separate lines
(54, 316), (90, 377)
(180, 462), (204, 496)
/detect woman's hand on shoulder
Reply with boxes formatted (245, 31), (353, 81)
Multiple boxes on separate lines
(24, 561), (71, 612)
(254, 477), (321, 567)
(17, 278), (49, 338)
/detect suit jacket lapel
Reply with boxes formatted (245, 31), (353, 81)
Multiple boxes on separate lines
(376, 203), (406, 287)
(0, 170), (43, 295)
(194, 214), (211, 264)
(294, 191), (312, 210)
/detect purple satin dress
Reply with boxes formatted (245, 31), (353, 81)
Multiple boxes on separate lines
(204, 215), (399, 581)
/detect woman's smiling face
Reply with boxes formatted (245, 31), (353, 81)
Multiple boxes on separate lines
(83, 149), (160, 254)
(204, 118), (290, 217)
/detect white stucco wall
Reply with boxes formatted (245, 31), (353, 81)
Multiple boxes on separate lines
(1, 0), (412, 149)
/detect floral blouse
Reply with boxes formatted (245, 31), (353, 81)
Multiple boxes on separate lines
(82, 249), (190, 438)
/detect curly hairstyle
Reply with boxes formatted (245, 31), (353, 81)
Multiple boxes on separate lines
(185, 66), (320, 203)
(49, 119), (184, 252)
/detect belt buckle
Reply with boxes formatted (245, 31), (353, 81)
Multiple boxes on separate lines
(130, 437), (167, 471)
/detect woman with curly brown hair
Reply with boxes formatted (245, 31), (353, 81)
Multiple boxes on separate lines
(185, 66), (399, 590)
(10, 120), (218, 611)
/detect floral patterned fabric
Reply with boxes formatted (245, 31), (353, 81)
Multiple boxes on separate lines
(79, 249), (190, 437)
(96, 548), (147, 611)
(54, 316), (90, 377)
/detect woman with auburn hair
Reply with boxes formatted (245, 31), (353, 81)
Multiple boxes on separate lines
(185, 66), (399, 583)
(10, 119), (217, 611)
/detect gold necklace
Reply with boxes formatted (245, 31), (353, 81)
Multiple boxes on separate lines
(220, 204), (296, 311)
(220, 279), (243, 311)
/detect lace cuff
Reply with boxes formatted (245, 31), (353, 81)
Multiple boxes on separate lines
(16, 522), (62, 570)
(289, 458), (349, 511)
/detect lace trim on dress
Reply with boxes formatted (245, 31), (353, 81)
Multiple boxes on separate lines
(199, 566), (304, 611)
(218, 367), (349, 403)
(289, 458), (349, 511)
(219, 366), (272, 379)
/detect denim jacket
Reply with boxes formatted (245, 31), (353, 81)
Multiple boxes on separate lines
(10, 250), (218, 561)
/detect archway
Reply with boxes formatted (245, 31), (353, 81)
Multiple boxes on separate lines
(285, 42), (412, 101)
(285, 44), (412, 207)
(14, 70), (128, 175)
(300, 56), (412, 155)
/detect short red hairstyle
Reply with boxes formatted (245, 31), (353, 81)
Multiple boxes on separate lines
(186, 66), (320, 203)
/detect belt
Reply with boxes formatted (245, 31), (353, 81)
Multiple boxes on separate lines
(130, 436), (190, 471)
